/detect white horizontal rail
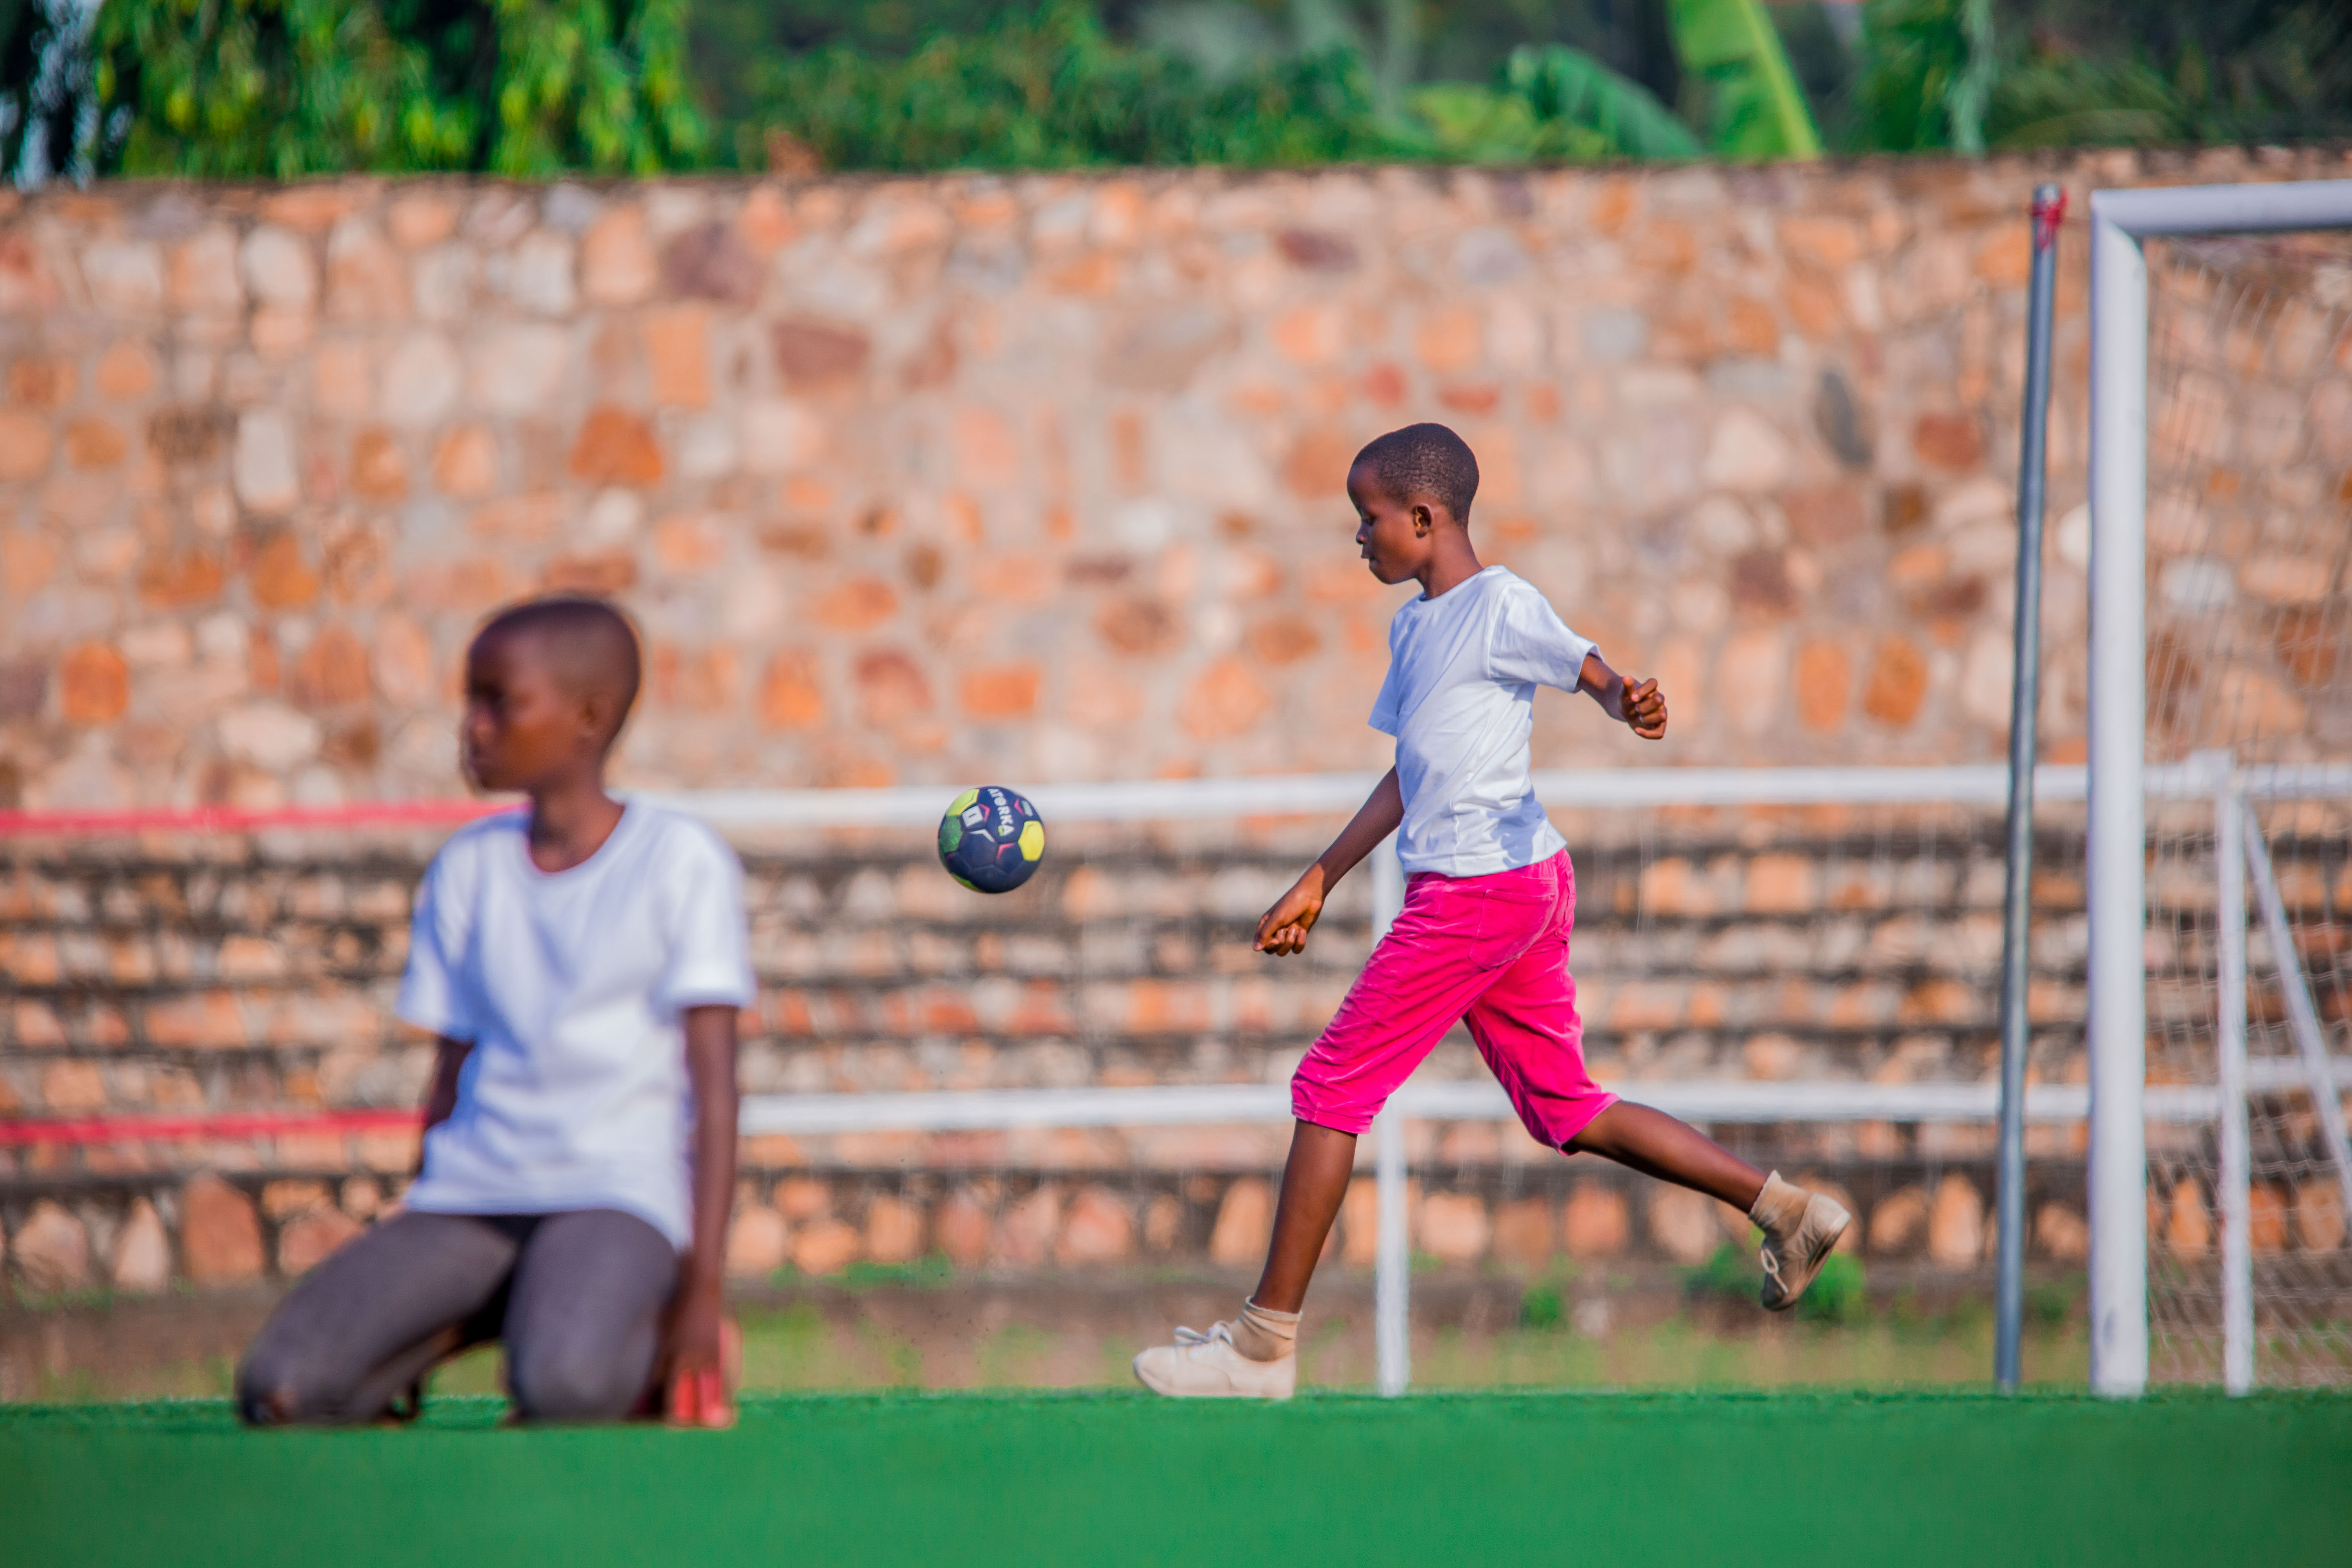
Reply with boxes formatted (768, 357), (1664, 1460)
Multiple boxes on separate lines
(2093, 178), (2352, 238)
(650, 763), (2352, 829)
(738, 1059), (2352, 1138)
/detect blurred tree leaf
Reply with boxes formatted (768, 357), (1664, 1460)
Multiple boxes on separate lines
(1, 0), (104, 184)
(1665, 0), (1822, 158)
(95, 0), (703, 178)
(1501, 42), (1700, 160)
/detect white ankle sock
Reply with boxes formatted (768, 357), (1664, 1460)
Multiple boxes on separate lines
(1748, 1171), (1804, 1233)
(1229, 1299), (1301, 1363)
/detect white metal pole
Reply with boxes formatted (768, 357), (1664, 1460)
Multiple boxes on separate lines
(2087, 196), (2151, 1397)
(1370, 838), (1410, 1396)
(2212, 762), (2252, 1395)
(2241, 822), (2352, 1223)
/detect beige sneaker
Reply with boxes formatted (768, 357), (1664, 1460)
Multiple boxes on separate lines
(1751, 1172), (1853, 1312)
(1132, 1322), (1297, 1400)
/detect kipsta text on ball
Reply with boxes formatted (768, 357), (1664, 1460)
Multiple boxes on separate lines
(938, 785), (1045, 893)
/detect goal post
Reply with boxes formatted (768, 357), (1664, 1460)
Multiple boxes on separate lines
(2088, 178), (2352, 1398)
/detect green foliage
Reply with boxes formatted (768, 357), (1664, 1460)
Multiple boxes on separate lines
(1498, 42), (1700, 160)
(745, 4), (1694, 172)
(742, 3), (1387, 170)
(1518, 1279), (1566, 1330)
(1684, 1242), (1760, 1306)
(1853, 0), (1979, 151)
(1, 0), (100, 183)
(1664, 0), (1822, 158)
(1793, 1251), (1867, 1325)
(93, 0), (703, 179)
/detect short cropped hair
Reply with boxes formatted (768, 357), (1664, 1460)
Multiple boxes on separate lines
(477, 596), (643, 744)
(1353, 423), (1480, 521)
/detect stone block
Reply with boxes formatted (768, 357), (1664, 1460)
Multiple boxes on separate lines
(432, 426), (499, 496)
(644, 305), (711, 408)
(2164, 1177), (2211, 1257)
(1926, 1174), (1985, 1266)
(468, 324), (568, 414)
(998, 1184), (1062, 1268)
(168, 228), (243, 314)
(381, 334), (462, 427)
(2033, 1201), (2087, 1263)
(1419, 1192), (1490, 1263)
(1702, 410), (1793, 492)
(182, 1174), (265, 1284)
(570, 405), (664, 488)
(277, 1206), (364, 1276)
(2293, 1181), (2343, 1252)
(1056, 1186), (1135, 1265)
(0, 408), (54, 480)
(1862, 635), (1929, 726)
(1561, 1184), (1628, 1257)
(1647, 1187), (1717, 1265)
(934, 1189), (994, 1268)
(960, 663), (1041, 720)
(865, 1194), (926, 1263)
(1208, 1177), (1272, 1267)
(1792, 640), (1850, 733)
(64, 418), (127, 470)
(1867, 1185), (1928, 1255)
(792, 1217), (860, 1276)
(111, 1198), (172, 1293)
(241, 227), (317, 308)
(1178, 658), (1270, 740)
(79, 240), (165, 314)
(1913, 412), (1983, 471)
(581, 206), (658, 304)
(726, 1205), (788, 1277)
(2247, 1183), (2289, 1254)
(262, 1179), (331, 1219)
(10, 1199), (89, 1292)
(348, 429), (408, 500)
(55, 641), (128, 727)
(1490, 1196), (1554, 1267)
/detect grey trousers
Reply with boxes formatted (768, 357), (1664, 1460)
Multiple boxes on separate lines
(237, 1208), (679, 1426)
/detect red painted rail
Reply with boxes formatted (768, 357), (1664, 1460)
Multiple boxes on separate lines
(0, 800), (514, 837)
(0, 1109), (423, 1147)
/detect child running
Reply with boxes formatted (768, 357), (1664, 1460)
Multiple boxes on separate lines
(1134, 423), (1851, 1399)
(238, 596), (752, 1427)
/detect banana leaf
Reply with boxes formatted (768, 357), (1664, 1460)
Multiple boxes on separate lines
(1665, 0), (1822, 159)
(1503, 43), (1701, 160)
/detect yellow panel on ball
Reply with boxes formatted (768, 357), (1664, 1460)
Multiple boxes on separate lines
(1018, 820), (1045, 861)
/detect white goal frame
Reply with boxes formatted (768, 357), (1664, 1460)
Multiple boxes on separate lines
(2087, 177), (2352, 1397)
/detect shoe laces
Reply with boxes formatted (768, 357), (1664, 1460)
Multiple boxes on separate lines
(1172, 1323), (1235, 1352)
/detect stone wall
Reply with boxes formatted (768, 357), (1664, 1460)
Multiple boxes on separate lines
(0, 144), (2341, 812)
(7, 145), (2352, 1306)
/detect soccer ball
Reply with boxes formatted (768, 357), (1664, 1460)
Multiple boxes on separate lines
(937, 785), (1045, 893)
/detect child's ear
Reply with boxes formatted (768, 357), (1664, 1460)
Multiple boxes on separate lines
(1412, 503), (1432, 537)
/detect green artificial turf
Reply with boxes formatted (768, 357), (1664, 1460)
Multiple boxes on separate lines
(6, 1389), (2347, 1567)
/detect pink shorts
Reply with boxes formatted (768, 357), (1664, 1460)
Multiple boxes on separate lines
(1291, 850), (1615, 1149)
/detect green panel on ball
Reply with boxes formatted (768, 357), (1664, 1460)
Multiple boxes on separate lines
(949, 788), (979, 813)
(939, 819), (963, 855)
(952, 873), (980, 891)
(1018, 821), (1044, 861)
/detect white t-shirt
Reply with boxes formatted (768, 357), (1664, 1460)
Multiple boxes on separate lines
(396, 802), (756, 1249)
(1369, 565), (1597, 878)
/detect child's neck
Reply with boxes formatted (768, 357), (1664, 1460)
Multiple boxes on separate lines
(526, 771), (624, 873)
(1414, 530), (1485, 600)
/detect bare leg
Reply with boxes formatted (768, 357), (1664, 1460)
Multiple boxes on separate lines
(1248, 1120), (1357, 1314)
(1566, 1101), (1766, 1211)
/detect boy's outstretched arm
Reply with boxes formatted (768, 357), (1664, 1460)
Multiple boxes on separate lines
(1256, 768), (1404, 957)
(670, 1003), (739, 1427)
(1577, 651), (1668, 739)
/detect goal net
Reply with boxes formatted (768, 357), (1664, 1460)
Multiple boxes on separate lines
(2124, 203), (2352, 1388)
